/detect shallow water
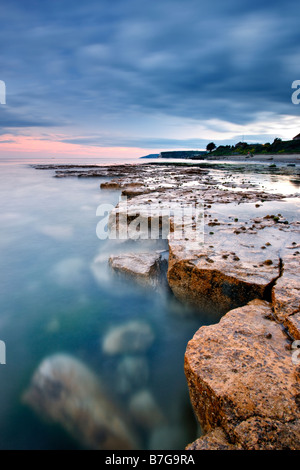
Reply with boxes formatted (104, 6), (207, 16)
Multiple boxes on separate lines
(0, 163), (214, 450)
(0, 161), (298, 450)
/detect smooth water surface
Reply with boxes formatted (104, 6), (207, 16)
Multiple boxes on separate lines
(0, 163), (210, 450)
(0, 160), (298, 450)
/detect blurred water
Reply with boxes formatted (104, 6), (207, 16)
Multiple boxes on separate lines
(0, 163), (213, 450)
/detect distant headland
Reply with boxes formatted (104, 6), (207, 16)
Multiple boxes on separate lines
(140, 134), (300, 160)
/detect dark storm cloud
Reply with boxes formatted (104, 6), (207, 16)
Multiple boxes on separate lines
(1, 0), (300, 143)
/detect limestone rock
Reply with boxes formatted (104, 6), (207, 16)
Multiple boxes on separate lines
(186, 428), (237, 450)
(272, 247), (300, 339)
(100, 181), (122, 190)
(232, 416), (300, 450)
(109, 252), (162, 287)
(184, 300), (300, 449)
(22, 354), (138, 450)
(167, 253), (275, 317)
(167, 215), (300, 315)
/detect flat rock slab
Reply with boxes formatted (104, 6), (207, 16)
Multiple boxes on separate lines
(168, 219), (300, 316)
(109, 252), (162, 287)
(184, 299), (300, 449)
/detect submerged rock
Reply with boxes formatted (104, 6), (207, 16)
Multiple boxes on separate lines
(116, 356), (149, 394)
(129, 389), (165, 430)
(102, 320), (155, 355)
(22, 354), (139, 450)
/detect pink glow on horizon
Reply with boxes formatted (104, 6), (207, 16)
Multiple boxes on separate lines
(0, 134), (154, 160)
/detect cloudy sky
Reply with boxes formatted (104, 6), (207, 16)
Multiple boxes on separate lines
(0, 0), (300, 160)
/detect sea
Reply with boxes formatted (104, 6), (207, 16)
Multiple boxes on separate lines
(0, 155), (210, 450)
(0, 154), (298, 450)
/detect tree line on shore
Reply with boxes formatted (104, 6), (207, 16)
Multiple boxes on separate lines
(206, 137), (300, 156)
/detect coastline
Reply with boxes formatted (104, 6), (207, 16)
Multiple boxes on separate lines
(32, 159), (300, 450)
(202, 153), (300, 164)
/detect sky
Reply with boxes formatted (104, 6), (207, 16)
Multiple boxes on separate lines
(0, 0), (300, 160)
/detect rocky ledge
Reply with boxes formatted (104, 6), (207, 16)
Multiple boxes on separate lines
(100, 162), (300, 449)
(35, 161), (300, 449)
(108, 251), (164, 288)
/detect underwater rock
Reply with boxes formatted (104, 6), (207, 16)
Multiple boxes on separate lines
(128, 389), (165, 430)
(116, 356), (149, 394)
(22, 354), (139, 450)
(102, 320), (155, 355)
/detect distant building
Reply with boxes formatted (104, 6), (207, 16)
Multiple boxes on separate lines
(293, 133), (300, 140)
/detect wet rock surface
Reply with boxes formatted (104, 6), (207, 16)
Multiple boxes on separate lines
(34, 161), (300, 449)
(186, 428), (237, 450)
(108, 251), (163, 287)
(184, 299), (300, 450)
(168, 216), (299, 316)
(272, 248), (300, 339)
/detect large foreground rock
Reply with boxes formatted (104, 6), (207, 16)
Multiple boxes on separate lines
(23, 354), (138, 450)
(184, 300), (300, 450)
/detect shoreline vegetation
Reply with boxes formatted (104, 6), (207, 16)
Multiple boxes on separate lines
(207, 137), (300, 157)
(31, 157), (300, 450)
(141, 136), (300, 162)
